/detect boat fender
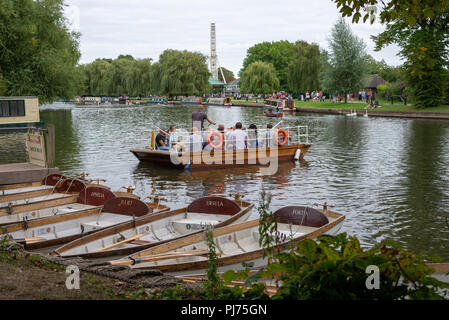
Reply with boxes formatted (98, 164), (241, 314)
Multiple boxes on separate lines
(184, 160), (192, 170)
(294, 149), (301, 161)
(7, 202), (12, 215)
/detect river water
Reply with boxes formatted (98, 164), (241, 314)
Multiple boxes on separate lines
(1, 102), (449, 259)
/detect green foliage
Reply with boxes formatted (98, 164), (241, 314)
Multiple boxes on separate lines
(366, 56), (405, 83)
(241, 41), (295, 90)
(373, 9), (449, 107)
(323, 18), (368, 99)
(240, 61), (280, 94)
(218, 67), (236, 84)
(203, 226), (224, 299)
(266, 233), (448, 300)
(156, 49), (211, 96)
(287, 41), (321, 94)
(332, 0), (448, 25)
(0, 0), (81, 103)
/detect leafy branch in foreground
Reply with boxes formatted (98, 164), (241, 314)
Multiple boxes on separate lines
(266, 233), (449, 300)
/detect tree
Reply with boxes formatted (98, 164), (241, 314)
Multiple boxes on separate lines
(287, 41), (321, 95)
(239, 61), (280, 94)
(218, 67), (235, 84)
(156, 49), (211, 96)
(332, 0), (448, 25)
(323, 18), (368, 102)
(372, 9), (449, 107)
(241, 41), (295, 91)
(0, 0), (81, 103)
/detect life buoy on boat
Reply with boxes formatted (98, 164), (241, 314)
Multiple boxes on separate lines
(207, 131), (223, 149)
(275, 128), (288, 145)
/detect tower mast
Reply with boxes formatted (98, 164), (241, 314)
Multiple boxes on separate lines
(210, 23), (218, 81)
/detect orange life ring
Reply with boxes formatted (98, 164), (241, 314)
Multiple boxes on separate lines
(275, 128), (288, 145)
(207, 131), (223, 149)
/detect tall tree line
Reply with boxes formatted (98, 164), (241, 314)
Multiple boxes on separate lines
(78, 50), (211, 97)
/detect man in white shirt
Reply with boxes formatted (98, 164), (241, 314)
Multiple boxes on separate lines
(227, 122), (247, 150)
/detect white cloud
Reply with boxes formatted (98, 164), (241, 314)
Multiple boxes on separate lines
(66, 0), (402, 75)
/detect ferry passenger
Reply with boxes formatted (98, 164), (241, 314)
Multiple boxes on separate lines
(156, 129), (169, 151)
(167, 125), (178, 149)
(227, 122), (247, 150)
(192, 106), (216, 131)
(202, 126), (211, 150)
(264, 123), (276, 147)
(247, 124), (258, 148)
(185, 127), (202, 152)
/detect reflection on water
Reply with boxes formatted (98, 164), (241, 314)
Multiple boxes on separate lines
(2, 102), (449, 259)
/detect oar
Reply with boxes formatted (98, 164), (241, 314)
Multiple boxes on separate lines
(25, 237), (46, 243)
(95, 233), (146, 252)
(110, 249), (209, 266)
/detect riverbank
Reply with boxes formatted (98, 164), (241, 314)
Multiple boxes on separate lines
(0, 240), (197, 300)
(227, 99), (449, 120)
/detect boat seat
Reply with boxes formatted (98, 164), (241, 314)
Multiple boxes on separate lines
(81, 218), (129, 233)
(172, 218), (220, 235)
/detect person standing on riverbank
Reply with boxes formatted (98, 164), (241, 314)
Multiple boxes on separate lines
(192, 106), (216, 131)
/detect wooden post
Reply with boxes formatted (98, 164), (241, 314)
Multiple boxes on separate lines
(45, 124), (55, 168)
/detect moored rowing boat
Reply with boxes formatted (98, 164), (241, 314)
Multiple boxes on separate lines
(55, 196), (253, 259)
(0, 174), (67, 203)
(0, 179), (88, 225)
(1, 191), (169, 250)
(109, 206), (345, 275)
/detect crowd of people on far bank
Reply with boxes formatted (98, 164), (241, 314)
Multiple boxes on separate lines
(154, 106), (292, 153)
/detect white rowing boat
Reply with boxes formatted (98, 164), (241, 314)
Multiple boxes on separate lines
(0, 174), (67, 203)
(0, 189), (170, 249)
(109, 206), (345, 276)
(0, 179), (88, 225)
(54, 196), (253, 259)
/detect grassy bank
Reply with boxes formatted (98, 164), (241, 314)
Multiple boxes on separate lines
(294, 100), (449, 113)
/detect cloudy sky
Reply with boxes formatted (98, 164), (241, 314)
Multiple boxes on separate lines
(64, 0), (402, 76)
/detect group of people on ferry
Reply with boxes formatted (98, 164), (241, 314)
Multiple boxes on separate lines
(155, 106), (292, 152)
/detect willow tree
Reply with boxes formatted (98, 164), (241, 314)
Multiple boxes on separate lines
(156, 49), (211, 96)
(323, 18), (368, 102)
(0, 0), (81, 102)
(241, 41), (295, 91)
(239, 61), (280, 94)
(287, 41), (321, 94)
(218, 67), (236, 84)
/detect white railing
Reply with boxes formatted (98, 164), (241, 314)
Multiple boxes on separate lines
(150, 125), (310, 151)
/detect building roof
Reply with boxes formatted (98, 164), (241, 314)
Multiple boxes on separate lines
(209, 78), (226, 86)
(365, 74), (386, 88)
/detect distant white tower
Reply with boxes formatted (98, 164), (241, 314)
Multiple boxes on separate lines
(210, 23), (218, 81)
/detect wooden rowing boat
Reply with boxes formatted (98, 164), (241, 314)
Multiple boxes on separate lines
(109, 206), (345, 275)
(130, 144), (311, 169)
(0, 174), (67, 203)
(1, 191), (169, 250)
(54, 196), (253, 259)
(0, 178), (88, 225)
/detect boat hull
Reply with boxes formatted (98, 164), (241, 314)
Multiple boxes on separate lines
(130, 144), (311, 169)
(110, 209), (345, 274)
